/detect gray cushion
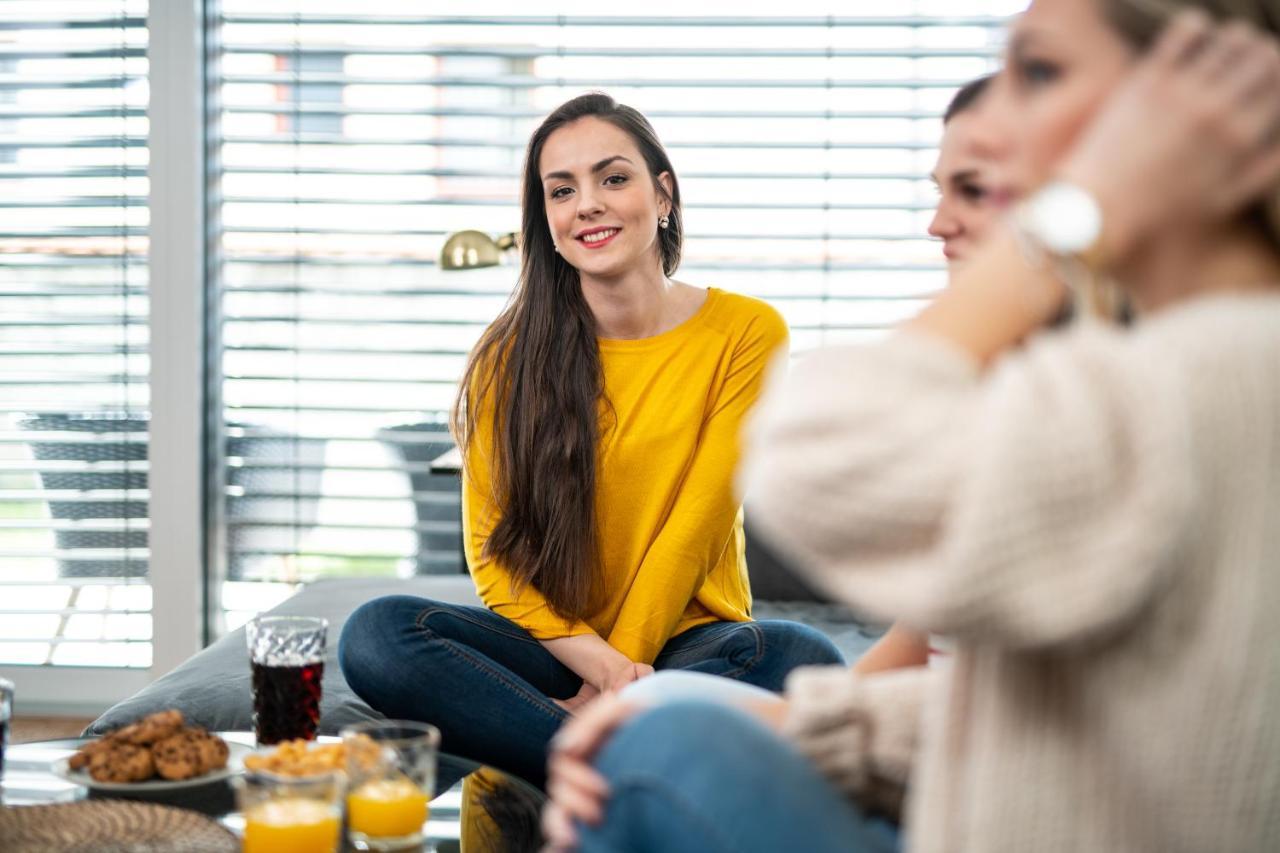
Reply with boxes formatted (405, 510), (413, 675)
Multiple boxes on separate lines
(87, 576), (482, 737)
(88, 577), (882, 738)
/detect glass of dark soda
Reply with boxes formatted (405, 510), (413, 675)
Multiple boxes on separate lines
(247, 616), (327, 746)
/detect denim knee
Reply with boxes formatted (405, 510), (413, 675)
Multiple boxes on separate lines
(338, 594), (422, 695)
(756, 620), (846, 667)
(595, 701), (750, 782)
(717, 622), (765, 670)
(586, 700), (899, 853)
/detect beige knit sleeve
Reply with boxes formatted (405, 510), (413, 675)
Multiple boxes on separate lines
(781, 665), (936, 815)
(743, 325), (1197, 649)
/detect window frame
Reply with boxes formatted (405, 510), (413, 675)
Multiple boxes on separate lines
(5, 2), (1013, 710)
(0, 0), (208, 712)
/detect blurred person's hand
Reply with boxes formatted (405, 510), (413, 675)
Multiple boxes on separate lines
(542, 692), (641, 851)
(541, 689), (791, 851)
(1060, 10), (1280, 265)
(742, 696), (790, 731)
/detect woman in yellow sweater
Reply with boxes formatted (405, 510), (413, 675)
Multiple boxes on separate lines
(339, 92), (843, 788)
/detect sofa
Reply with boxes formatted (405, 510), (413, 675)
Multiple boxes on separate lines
(88, 574), (881, 741)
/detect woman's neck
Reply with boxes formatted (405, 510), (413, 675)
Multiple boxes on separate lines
(582, 263), (695, 340)
(1121, 222), (1280, 314)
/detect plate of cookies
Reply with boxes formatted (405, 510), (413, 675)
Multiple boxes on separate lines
(53, 709), (252, 792)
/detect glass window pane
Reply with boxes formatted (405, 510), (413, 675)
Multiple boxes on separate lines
(0, 0), (151, 668)
(209, 3), (1017, 631)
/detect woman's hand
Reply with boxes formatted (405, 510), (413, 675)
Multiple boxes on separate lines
(539, 633), (654, 696)
(552, 682), (600, 714)
(596, 659), (655, 694)
(542, 693), (642, 851)
(909, 12), (1280, 366)
(1060, 10), (1280, 265)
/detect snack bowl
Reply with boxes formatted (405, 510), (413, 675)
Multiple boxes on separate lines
(242, 737), (352, 780)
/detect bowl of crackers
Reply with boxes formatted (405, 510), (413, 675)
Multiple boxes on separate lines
(53, 710), (253, 792)
(242, 733), (381, 779)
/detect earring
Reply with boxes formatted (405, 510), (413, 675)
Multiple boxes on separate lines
(659, 213), (670, 230)
(554, 245), (560, 253)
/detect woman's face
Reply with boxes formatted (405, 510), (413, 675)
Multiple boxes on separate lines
(976, 0), (1139, 199)
(928, 111), (1003, 267)
(538, 116), (671, 282)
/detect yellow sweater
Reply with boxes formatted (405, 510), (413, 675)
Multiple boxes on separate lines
(462, 287), (788, 664)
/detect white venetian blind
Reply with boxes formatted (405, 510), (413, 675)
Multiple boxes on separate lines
(0, 0), (151, 668)
(210, 1), (1016, 628)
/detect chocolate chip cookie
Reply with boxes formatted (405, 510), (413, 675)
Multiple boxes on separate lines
(87, 743), (155, 784)
(112, 709), (186, 746)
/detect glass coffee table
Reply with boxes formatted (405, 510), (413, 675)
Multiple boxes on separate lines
(1, 732), (546, 852)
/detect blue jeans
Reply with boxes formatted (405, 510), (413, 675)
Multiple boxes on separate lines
(578, 701), (901, 853)
(338, 595), (843, 788)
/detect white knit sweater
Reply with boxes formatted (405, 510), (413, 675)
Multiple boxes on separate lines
(745, 294), (1280, 853)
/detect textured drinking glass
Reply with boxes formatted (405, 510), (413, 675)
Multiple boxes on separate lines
(342, 720), (440, 851)
(0, 677), (13, 778)
(247, 616), (327, 745)
(236, 769), (342, 853)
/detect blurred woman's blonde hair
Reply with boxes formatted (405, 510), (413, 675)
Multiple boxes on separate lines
(1099, 0), (1280, 250)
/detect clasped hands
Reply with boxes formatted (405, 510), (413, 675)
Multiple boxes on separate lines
(551, 659), (654, 714)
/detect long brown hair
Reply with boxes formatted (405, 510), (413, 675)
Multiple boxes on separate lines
(452, 93), (683, 621)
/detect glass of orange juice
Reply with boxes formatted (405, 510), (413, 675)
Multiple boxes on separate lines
(236, 769), (343, 853)
(341, 719), (439, 851)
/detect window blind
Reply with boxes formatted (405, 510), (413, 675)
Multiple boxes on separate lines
(0, 0), (151, 668)
(211, 1), (1014, 629)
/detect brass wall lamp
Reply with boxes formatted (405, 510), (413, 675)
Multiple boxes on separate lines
(439, 230), (520, 271)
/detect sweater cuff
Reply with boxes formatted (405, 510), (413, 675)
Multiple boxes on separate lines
(782, 665), (935, 808)
(782, 666), (875, 795)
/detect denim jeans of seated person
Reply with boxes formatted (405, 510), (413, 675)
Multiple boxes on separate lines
(577, 700), (902, 853)
(338, 595), (843, 790)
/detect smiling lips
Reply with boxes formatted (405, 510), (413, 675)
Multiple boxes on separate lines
(576, 227), (621, 248)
